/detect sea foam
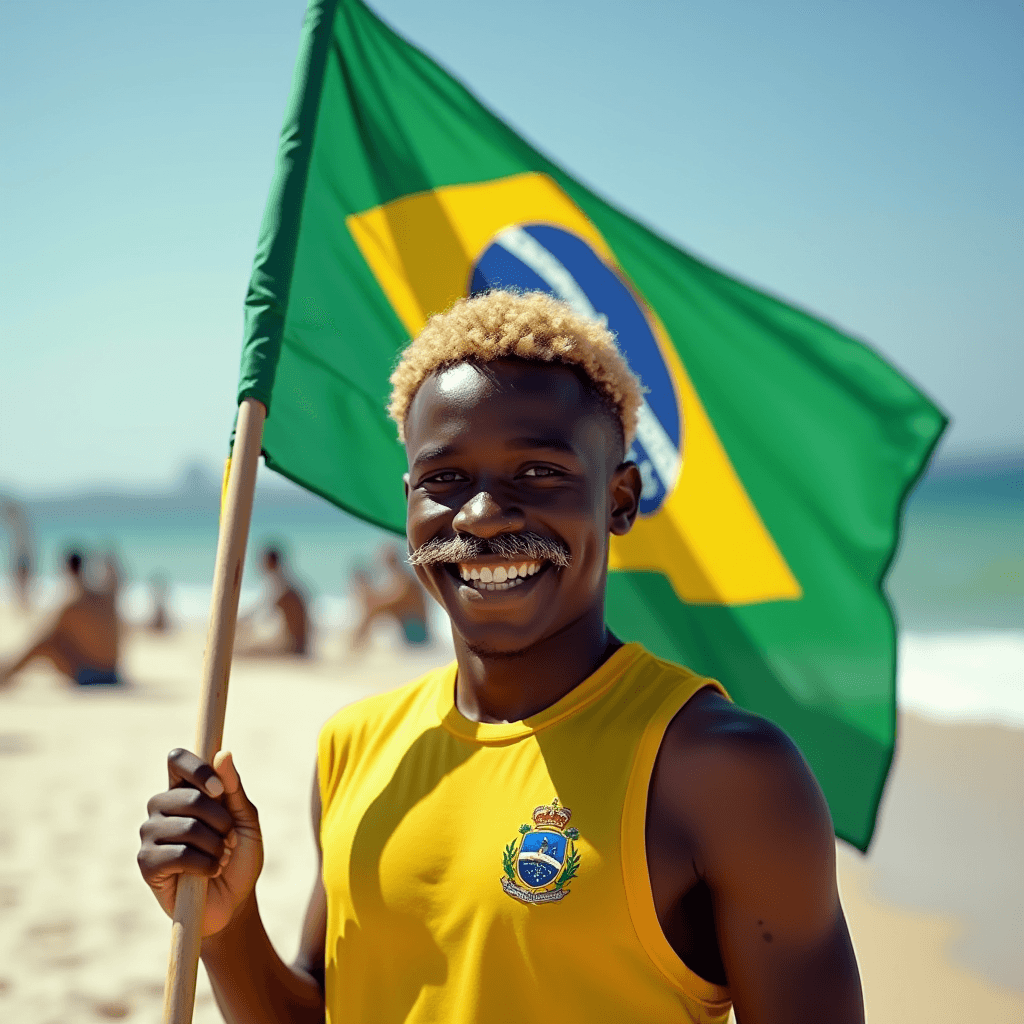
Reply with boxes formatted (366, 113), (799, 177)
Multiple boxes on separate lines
(898, 632), (1024, 728)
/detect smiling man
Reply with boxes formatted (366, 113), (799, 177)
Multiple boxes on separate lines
(138, 291), (863, 1023)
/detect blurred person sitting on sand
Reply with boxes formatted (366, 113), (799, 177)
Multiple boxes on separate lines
(0, 549), (121, 688)
(235, 545), (309, 657)
(348, 543), (429, 650)
(2, 498), (35, 612)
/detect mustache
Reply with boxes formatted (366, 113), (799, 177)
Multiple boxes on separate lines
(408, 532), (571, 569)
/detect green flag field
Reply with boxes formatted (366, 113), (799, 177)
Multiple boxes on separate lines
(238, 0), (946, 850)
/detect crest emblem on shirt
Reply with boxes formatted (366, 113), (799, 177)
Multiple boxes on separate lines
(500, 798), (581, 905)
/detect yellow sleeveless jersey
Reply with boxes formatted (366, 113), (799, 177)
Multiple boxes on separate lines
(317, 642), (732, 1024)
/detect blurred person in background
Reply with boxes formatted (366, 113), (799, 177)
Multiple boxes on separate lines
(346, 567), (373, 640)
(2, 498), (35, 612)
(348, 543), (429, 651)
(0, 548), (121, 687)
(146, 573), (172, 633)
(235, 545), (310, 657)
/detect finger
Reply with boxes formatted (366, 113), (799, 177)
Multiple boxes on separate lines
(167, 748), (224, 798)
(212, 751), (260, 830)
(145, 788), (234, 836)
(138, 841), (222, 883)
(212, 749), (240, 792)
(146, 815), (226, 859)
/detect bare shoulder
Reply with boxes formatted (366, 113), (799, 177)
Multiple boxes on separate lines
(660, 687), (817, 786)
(650, 689), (863, 1019)
(653, 688), (836, 883)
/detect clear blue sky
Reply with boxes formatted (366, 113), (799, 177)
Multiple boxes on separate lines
(2, 0), (1021, 493)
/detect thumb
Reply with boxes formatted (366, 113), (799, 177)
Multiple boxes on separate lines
(212, 750), (259, 828)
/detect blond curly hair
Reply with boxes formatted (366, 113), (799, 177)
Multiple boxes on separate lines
(388, 290), (643, 446)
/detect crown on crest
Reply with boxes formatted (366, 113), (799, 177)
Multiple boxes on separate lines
(532, 798), (572, 831)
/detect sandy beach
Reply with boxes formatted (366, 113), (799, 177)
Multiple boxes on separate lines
(1, 605), (1021, 1023)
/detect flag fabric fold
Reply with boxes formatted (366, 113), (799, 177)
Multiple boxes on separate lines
(239, 0), (946, 850)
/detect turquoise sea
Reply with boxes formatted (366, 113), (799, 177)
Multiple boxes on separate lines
(882, 457), (1021, 633)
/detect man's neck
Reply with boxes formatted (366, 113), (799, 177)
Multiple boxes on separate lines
(452, 608), (620, 724)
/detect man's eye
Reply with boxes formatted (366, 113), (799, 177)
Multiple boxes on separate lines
(521, 466), (560, 478)
(423, 471), (463, 484)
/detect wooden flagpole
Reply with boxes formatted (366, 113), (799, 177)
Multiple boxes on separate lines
(162, 396), (267, 1024)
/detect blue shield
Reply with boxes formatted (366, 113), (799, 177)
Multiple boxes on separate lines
(516, 830), (568, 890)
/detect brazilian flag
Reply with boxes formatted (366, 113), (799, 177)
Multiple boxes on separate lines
(239, 0), (946, 850)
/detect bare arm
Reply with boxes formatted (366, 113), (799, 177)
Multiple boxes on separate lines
(652, 694), (863, 1024)
(138, 750), (326, 1024)
(0, 607), (73, 683)
(202, 764), (326, 1022)
(201, 888), (324, 1023)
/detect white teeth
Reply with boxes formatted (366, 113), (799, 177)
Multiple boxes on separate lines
(453, 560), (549, 585)
(454, 561), (545, 592)
(459, 574), (527, 592)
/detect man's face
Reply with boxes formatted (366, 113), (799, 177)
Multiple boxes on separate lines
(403, 359), (640, 656)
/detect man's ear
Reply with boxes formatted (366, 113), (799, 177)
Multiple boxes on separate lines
(609, 461), (642, 536)
(403, 472), (410, 502)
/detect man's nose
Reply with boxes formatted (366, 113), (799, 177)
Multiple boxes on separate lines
(452, 490), (526, 538)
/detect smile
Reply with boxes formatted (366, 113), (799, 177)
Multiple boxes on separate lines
(450, 560), (544, 592)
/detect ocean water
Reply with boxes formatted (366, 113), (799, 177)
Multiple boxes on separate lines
(2, 468), (390, 630)
(885, 477), (1021, 633)
(3, 458), (1020, 723)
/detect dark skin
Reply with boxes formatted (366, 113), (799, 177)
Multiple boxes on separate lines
(235, 550), (309, 657)
(0, 558), (119, 687)
(138, 358), (863, 1023)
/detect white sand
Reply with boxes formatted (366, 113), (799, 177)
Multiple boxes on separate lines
(1, 608), (1021, 1022)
